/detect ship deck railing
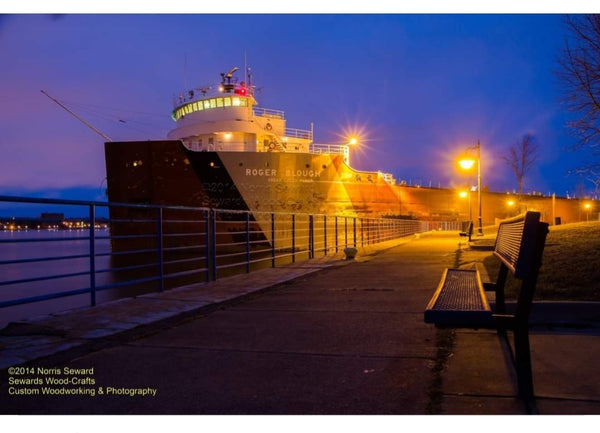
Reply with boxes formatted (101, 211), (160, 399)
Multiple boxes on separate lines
(310, 143), (348, 156)
(0, 195), (461, 323)
(253, 106), (285, 119)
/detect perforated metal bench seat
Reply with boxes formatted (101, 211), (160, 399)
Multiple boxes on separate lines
(424, 268), (493, 328)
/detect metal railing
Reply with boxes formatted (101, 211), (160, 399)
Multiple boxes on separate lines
(0, 195), (457, 315)
(253, 106), (285, 119)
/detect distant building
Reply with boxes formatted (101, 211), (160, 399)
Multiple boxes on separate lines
(39, 213), (64, 221)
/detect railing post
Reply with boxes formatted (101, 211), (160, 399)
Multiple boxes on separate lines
(89, 204), (96, 306)
(157, 207), (164, 292)
(323, 215), (327, 256)
(205, 209), (210, 282)
(271, 213), (276, 268)
(344, 217), (348, 248)
(245, 212), (250, 273)
(309, 215), (314, 259)
(360, 218), (364, 247)
(211, 209), (217, 281)
(335, 216), (338, 253)
(353, 217), (357, 247)
(292, 214), (296, 263)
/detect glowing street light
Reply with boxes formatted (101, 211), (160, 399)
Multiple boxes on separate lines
(458, 140), (483, 236)
(458, 158), (476, 171)
(348, 136), (359, 146)
(584, 202), (592, 221)
(458, 190), (472, 220)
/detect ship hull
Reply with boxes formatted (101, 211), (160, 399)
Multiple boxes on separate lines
(105, 140), (589, 226)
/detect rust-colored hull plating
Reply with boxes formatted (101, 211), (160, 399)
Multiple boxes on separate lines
(105, 140), (587, 225)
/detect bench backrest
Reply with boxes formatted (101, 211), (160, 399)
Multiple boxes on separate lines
(494, 211), (548, 280)
(492, 211), (549, 324)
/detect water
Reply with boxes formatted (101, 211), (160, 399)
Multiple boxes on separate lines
(0, 228), (273, 329)
(0, 229), (123, 328)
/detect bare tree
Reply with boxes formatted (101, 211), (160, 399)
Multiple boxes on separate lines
(557, 15), (600, 167)
(571, 168), (600, 199)
(502, 134), (540, 195)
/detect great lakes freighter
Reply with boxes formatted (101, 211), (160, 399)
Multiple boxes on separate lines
(103, 67), (448, 221)
(104, 67), (583, 229)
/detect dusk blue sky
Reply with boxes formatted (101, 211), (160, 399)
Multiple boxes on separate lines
(0, 13), (596, 214)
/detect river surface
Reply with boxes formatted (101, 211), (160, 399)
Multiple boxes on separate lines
(0, 229), (136, 328)
(0, 228), (286, 329)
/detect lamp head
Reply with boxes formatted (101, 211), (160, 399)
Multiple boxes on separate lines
(458, 157), (476, 170)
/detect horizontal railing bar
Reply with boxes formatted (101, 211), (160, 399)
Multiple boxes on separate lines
(163, 256), (206, 266)
(162, 245), (207, 252)
(94, 275), (161, 292)
(215, 241), (248, 248)
(0, 270), (91, 287)
(163, 233), (206, 238)
(0, 253), (90, 266)
(163, 268), (208, 279)
(163, 220), (208, 224)
(108, 234), (157, 240)
(215, 250), (248, 260)
(93, 261), (157, 274)
(107, 248), (159, 257)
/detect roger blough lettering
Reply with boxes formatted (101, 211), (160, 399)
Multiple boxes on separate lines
(245, 168), (277, 176)
(285, 169), (320, 178)
(244, 168), (321, 178)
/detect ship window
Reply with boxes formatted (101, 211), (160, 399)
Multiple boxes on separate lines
(224, 97), (231, 107)
(204, 100), (211, 109)
(208, 137), (214, 145)
(216, 98), (224, 108)
(232, 97), (241, 107)
(209, 98), (217, 108)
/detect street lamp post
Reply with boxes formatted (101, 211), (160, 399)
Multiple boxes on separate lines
(458, 140), (483, 236)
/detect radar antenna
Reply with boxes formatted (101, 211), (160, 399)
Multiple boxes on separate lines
(220, 67), (240, 92)
(225, 66), (239, 78)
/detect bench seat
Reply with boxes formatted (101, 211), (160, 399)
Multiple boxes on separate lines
(423, 211), (549, 406)
(424, 268), (493, 327)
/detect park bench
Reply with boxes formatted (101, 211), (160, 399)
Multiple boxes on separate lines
(424, 211), (549, 402)
(459, 220), (474, 242)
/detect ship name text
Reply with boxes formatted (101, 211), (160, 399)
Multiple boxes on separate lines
(245, 168), (321, 178)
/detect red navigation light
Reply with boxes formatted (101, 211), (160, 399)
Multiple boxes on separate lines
(235, 86), (247, 96)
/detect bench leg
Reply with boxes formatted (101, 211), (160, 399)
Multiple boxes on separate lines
(514, 327), (534, 400)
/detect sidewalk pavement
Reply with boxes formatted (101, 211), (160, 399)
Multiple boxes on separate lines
(1, 231), (599, 415)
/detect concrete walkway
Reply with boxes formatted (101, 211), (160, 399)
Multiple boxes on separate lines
(1, 232), (599, 414)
